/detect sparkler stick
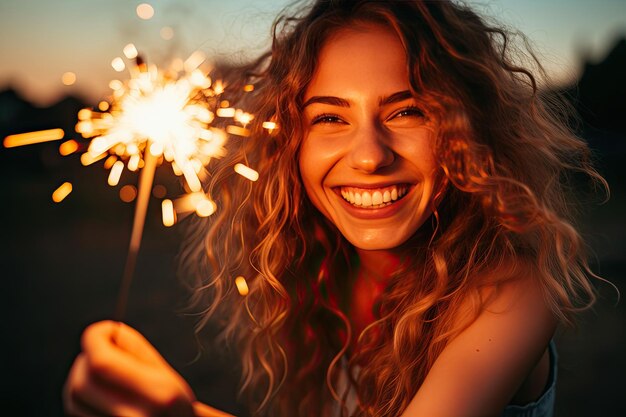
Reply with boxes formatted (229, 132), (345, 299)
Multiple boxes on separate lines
(115, 143), (158, 321)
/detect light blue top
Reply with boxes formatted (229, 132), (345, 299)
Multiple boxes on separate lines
(500, 340), (557, 417)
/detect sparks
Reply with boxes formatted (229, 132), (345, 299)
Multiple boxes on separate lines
(235, 276), (249, 296)
(52, 182), (73, 203)
(3, 128), (65, 148)
(234, 163), (259, 182)
(77, 49), (234, 196)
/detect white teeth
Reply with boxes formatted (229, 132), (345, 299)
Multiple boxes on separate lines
(361, 192), (372, 207)
(372, 191), (383, 205)
(339, 185), (409, 208)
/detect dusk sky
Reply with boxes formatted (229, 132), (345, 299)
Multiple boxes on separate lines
(1, 0), (625, 106)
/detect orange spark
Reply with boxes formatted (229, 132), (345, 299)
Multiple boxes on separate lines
(3, 128), (65, 148)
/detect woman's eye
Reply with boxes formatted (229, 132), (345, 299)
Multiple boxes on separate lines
(311, 114), (345, 125)
(389, 106), (425, 120)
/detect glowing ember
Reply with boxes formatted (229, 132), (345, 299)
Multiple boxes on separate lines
(52, 182), (73, 203)
(161, 199), (175, 226)
(262, 121), (277, 131)
(235, 276), (249, 296)
(59, 139), (79, 156)
(108, 161), (124, 186)
(195, 198), (216, 217)
(234, 163), (259, 182)
(3, 128), (64, 148)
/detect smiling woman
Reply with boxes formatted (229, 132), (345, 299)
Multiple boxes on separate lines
(300, 24), (442, 250)
(63, 1), (607, 417)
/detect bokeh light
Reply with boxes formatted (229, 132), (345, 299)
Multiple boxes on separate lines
(160, 26), (174, 40)
(61, 72), (76, 86)
(136, 3), (154, 20)
(119, 185), (138, 203)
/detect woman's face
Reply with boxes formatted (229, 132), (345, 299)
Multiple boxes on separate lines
(299, 24), (443, 251)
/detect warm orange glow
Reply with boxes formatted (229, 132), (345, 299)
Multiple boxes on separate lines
(149, 142), (164, 156)
(80, 151), (107, 166)
(234, 163), (259, 181)
(262, 121), (277, 131)
(62, 72), (76, 86)
(161, 199), (176, 226)
(213, 80), (224, 95)
(171, 162), (183, 176)
(127, 154), (140, 172)
(243, 84), (255, 92)
(234, 110), (253, 126)
(59, 139), (79, 156)
(3, 128), (64, 148)
(160, 26), (174, 40)
(108, 161), (124, 186)
(111, 57), (126, 72)
(216, 108), (235, 118)
(123, 43), (138, 59)
(226, 125), (250, 137)
(235, 276), (249, 296)
(103, 155), (118, 169)
(109, 80), (123, 90)
(52, 182), (72, 203)
(98, 101), (110, 112)
(119, 185), (137, 203)
(152, 184), (167, 199)
(195, 198), (216, 217)
(78, 109), (92, 121)
(136, 3), (154, 20)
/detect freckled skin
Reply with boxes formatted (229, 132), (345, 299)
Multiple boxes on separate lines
(299, 24), (443, 251)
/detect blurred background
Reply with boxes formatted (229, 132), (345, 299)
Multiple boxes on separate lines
(1, 1), (624, 416)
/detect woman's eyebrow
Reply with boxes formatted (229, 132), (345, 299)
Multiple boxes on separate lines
(302, 90), (413, 109)
(379, 90), (413, 106)
(302, 96), (350, 108)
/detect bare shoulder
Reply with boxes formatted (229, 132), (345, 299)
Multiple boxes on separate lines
(401, 260), (557, 417)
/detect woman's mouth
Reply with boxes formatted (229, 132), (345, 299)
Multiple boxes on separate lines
(338, 184), (410, 208)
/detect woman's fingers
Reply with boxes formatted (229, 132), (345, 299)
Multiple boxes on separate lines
(81, 321), (167, 367)
(65, 321), (196, 417)
(80, 321), (195, 405)
(64, 354), (143, 417)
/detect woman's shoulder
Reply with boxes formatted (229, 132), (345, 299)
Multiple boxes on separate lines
(400, 258), (557, 417)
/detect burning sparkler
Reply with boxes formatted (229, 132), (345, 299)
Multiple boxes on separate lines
(73, 45), (258, 318)
(2, 42), (267, 317)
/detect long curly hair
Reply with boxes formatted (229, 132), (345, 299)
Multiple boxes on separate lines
(180, 1), (608, 416)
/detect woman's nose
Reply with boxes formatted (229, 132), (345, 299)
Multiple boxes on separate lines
(346, 124), (394, 173)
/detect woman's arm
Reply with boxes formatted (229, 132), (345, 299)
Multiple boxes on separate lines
(64, 320), (234, 417)
(401, 272), (557, 417)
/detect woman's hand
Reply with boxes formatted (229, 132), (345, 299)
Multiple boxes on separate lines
(64, 320), (197, 417)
